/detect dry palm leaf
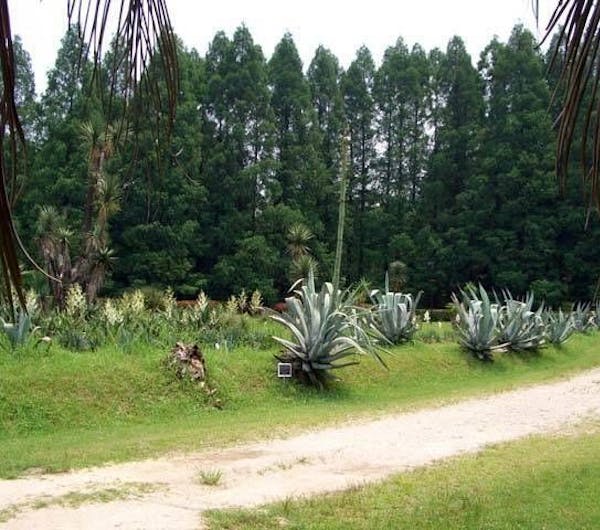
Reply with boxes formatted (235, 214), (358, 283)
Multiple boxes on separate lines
(541, 0), (600, 213)
(0, 0), (179, 312)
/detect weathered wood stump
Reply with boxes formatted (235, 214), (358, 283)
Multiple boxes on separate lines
(167, 342), (207, 382)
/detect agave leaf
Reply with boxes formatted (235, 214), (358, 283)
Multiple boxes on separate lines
(329, 361), (361, 369)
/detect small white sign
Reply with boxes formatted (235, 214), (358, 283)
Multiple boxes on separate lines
(277, 362), (293, 378)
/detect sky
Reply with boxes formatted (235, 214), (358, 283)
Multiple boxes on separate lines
(9, 0), (555, 93)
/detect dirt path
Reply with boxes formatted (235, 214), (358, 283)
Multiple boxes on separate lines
(2, 368), (600, 530)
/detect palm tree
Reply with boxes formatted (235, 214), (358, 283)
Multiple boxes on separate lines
(79, 121), (116, 237)
(0, 0), (178, 310)
(36, 206), (74, 306)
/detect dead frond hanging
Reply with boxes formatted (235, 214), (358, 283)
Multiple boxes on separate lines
(543, 0), (600, 213)
(67, 0), (179, 136)
(0, 1), (179, 311)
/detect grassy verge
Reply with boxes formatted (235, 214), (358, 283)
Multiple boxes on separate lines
(0, 330), (599, 478)
(205, 423), (600, 529)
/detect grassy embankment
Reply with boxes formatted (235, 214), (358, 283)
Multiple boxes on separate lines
(0, 321), (598, 478)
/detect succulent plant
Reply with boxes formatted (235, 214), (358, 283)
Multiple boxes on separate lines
(497, 291), (545, 352)
(369, 273), (422, 344)
(571, 301), (594, 332)
(1, 309), (34, 350)
(451, 284), (506, 361)
(543, 309), (575, 345)
(269, 272), (386, 388)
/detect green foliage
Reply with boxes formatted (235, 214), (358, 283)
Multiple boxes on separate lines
(37, 288), (275, 354)
(270, 273), (385, 388)
(11, 24), (600, 309)
(452, 285), (505, 361)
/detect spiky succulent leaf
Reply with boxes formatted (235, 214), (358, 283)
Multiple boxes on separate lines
(269, 271), (385, 388)
(571, 301), (594, 332)
(543, 309), (575, 345)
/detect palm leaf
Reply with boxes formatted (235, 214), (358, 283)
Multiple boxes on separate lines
(0, 0), (178, 310)
(543, 1), (600, 212)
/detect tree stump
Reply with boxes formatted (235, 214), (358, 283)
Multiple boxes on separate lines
(167, 342), (207, 382)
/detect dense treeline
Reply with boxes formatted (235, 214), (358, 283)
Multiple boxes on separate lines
(11, 25), (600, 307)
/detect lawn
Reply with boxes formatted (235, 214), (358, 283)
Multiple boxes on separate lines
(205, 423), (600, 529)
(0, 327), (599, 478)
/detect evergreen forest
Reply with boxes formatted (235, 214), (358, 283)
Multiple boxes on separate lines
(11, 24), (600, 308)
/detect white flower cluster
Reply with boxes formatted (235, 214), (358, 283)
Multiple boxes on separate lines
(25, 289), (39, 315)
(237, 289), (248, 313)
(121, 290), (145, 316)
(196, 291), (209, 313)
(65, 284), (86, 319)
(225, 295), (238, 315)
(162, 288), (176, 319)
(249, 289), (263, 314)
(102, 299), (124, 326)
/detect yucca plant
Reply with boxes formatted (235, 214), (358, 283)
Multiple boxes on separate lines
(270, 272), (386, 389)
(543, 309), (575, 345)
(369, 273), (422, 344)
(451, 285), (506, 361)
(571, 301), (594, 332)
(497, 291), (545, 352)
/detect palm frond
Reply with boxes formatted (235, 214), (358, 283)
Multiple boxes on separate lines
(0, 0), (178, 310)
(543, 0), (600, 212)
(68, 0), (179, 131)
(0, 0), (26, 312)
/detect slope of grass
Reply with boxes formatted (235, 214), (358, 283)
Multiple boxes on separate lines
(206, 424), (600, 529)
(0, 330), (598, 478)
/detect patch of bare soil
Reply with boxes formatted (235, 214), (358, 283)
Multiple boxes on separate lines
(2, 368), (600, 529)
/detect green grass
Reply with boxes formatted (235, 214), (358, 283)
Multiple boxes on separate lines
(205, 424), (600, 529)
(0, 329), (599, 478)
(0, 482), (162, 523)
(197, 469), (224, 486)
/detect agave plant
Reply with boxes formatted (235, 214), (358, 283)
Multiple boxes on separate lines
(1, 310), (33, 350)
(451, 285), (506, 361)
(571, 301), (594, 332)
(497, 291), (545, 352)
(269, 272), (386, 389)
(369, 274), (422, 344)
(543, 309), (575, 346)
(0, 290), (39, 350)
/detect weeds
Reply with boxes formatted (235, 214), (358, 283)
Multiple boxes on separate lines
(197, 469), (223, 486)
